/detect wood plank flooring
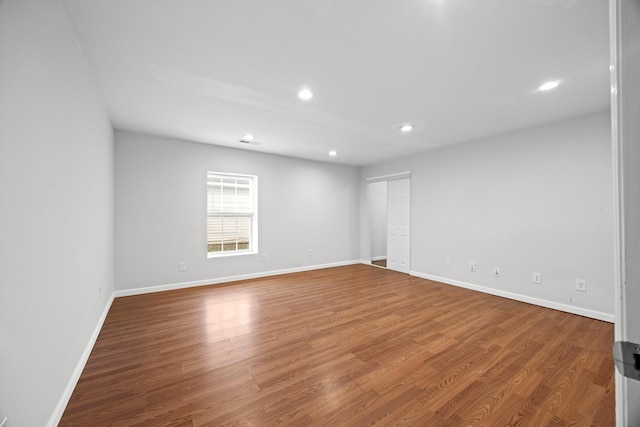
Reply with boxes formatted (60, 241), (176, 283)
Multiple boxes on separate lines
(60, 264), (615, 426)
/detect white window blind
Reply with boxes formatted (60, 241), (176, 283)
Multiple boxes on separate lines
(207, 172), (257, 256)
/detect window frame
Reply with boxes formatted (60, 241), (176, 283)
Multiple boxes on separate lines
(206, 171), (258, 258)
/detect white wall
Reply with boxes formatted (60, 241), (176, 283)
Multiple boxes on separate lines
(367, 181), (387, 259)
(361, 111), (614, 319)
(0, 1), (114, 426)
(115, 131), (360, 291)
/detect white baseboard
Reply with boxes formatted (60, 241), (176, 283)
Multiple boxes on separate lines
(410, 271), (615, 323)
(114, 260), (362, 298)
(371, 256), (387, 262)
(47, 293), (115, 427)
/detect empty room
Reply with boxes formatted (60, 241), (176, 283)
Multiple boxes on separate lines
(2, 0), (640, 426)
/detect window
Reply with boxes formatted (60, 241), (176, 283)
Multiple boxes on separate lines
(207, 172), (258, 257)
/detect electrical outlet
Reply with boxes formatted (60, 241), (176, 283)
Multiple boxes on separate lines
(445, 258), (452, 268)
(469, 262), (476, 272)
(98, 287), (101, 300)
(576, 279), (587, 292)
(493, 267), (501, 277)
(261, 253), (267, 262)
(179, 262), (187, 272)
(308, 249), (313, 257)
(532, 272), (541, 284)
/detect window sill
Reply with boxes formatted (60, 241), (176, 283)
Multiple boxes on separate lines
(207, 250), (257, 259)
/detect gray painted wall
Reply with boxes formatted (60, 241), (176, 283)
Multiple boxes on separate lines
(361, 111), (614, 317)
(0, 1), (114, 426)
(114, 131), (361, 291)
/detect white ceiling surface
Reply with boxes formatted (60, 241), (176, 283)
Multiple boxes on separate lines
(61, 0), (610, 166)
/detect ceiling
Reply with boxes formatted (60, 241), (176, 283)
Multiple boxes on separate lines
(61, 0), (610, 166)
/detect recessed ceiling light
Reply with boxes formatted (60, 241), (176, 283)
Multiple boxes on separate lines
(538, 80), (560, 91)
(329, 150), (338, 156)
(399, 124), (414, 132)
(298, 88), (314, 100)
(239, 134), (262, 145)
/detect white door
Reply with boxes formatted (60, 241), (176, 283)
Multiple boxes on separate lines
(387, 178), (410, 274)
(611, 1), (640, 425)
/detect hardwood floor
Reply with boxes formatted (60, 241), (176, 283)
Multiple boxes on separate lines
(60, 264), (615, 426)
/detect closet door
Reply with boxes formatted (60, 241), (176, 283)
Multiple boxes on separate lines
(387, 178), (410, 274)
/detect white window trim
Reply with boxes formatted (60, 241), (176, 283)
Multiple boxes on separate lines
(206, 172), (258, 258)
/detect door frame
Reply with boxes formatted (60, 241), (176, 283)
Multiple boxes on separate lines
(610, 0), (640, 425)
(366, 171), (412, 271)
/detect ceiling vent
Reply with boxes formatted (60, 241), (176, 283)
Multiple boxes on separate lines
(239, 138), (262, 145)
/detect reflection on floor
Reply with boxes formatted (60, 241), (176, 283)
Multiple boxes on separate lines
(372, 258), (386, 268)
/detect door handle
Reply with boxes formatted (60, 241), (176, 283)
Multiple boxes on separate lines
(613, 341), (640, 381)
